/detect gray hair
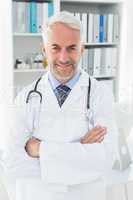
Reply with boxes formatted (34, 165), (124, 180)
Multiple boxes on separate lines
(42, 11), (83, 44)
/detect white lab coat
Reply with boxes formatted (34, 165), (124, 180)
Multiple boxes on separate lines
(2, 70), (118, 200)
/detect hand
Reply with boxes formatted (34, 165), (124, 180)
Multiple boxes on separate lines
(25, 137), (41, 158)
(80, 125), (107, 144)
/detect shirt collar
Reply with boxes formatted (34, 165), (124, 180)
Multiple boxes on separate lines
(48, 70), (81, 90)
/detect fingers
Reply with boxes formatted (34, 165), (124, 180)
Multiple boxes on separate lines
(80, 126), (107, 144)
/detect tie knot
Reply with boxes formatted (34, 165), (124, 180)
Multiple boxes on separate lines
(55, 85), (71, 107)
(56, 84), (71, 93)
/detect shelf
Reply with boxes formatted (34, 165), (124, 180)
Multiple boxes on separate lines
(61, 0), (123, 4)
(85, 42), (118, 46)
(13, 0), (52, 2)
(13, 33), (42, 37)
(14, 69), (47, 73)
(94, 75), (115, 79)
(13, 34), (118, 46)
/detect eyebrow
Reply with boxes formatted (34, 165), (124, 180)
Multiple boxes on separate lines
(51, 44), (77, 48)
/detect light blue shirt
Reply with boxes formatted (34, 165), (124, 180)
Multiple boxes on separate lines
(48, 71), (81, 91)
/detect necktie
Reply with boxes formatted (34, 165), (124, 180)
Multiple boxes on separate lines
(55, 85), (71, 107)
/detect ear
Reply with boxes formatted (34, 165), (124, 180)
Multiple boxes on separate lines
(42, 45), (48, 57)
(81, 44), (85, 55)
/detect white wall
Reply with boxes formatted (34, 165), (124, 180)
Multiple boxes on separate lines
(119, 0), (133, 104)
(0, 0), (13, 148)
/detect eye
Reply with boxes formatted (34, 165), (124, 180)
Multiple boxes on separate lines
(51, 46), (60, 52)
(68, 46), (77, 51)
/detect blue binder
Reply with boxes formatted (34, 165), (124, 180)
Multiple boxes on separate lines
(30, 2), (37, 33)
(48, 2), (54, 17)
(99, 15), (104, 42)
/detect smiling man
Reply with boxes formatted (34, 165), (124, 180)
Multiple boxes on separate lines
(3, 11), (118, 200)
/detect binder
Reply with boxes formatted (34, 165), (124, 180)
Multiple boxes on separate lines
(105, 48), (112, 76)
(107, 14), (113, 43)
(37, 3), (43, 33)
(88, 13), (93, 43)
(111, 47), (118, 76)
(100, 47), (106, 76)
(113, 14), (120, 43)
(17, 2), (27, 33)
(74, 12), (81, 22)
(99, 15), (104, 42)
(88, 48), (94, 76)
(48, 2), (54, 17)
(42, 2), (48, 29)
(81, 13), (88, 43)
(93, 48), (101, 76)
(93, 14), (100, 43)
(13, 1), (17, 32)
(103, 15), (107, 42)
(82, 49), (89, 73)
(30, 2), (37, 33)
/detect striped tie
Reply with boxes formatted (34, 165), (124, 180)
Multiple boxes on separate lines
(55, 85), (71, 107)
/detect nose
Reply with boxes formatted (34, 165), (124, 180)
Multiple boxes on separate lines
(58, 48), (69, 63)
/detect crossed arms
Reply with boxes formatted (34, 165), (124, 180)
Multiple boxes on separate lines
(25, 126), (107, 158)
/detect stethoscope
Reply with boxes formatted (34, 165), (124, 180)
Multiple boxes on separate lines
(26, 77), (42, 104)
(26, 76), (91, 109)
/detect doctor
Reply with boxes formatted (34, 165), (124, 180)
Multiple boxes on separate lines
(3, 11), (118, 200)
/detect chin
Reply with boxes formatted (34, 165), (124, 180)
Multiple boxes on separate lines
(51, 66), (77, 82)
(55, 72), (74, 83)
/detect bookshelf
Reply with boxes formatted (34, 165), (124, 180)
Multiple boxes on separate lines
(60, 0), (123, 100)
(12, 0), (123, 100)
(12, 0), (60, 96)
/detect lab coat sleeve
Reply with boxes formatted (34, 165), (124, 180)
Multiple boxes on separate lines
(2, 86), (40, 181)
(39, 80), (119, 185)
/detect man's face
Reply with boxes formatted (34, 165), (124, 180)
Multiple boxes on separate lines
(43, 23), (84, 83)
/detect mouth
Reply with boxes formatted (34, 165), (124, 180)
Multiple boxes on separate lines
(56, 64), (72, 69)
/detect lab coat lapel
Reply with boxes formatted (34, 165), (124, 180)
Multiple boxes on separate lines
(39, 72), (60, 111)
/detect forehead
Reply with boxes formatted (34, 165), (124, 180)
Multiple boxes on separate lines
(47, 23), (81, 46)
